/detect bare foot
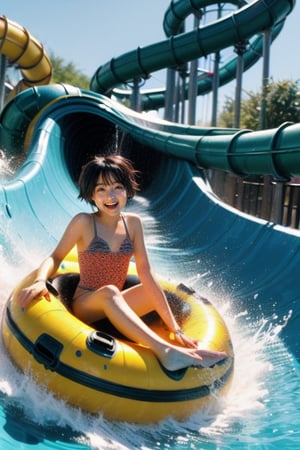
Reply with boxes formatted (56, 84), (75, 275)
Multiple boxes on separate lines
(196, 348), (228, 368)
(159, 346), (227, 371)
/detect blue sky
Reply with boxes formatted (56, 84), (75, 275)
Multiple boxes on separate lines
(1, 1), (300, 119)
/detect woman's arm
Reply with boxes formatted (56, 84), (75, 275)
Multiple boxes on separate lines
(18, 213), (87, 308)
(130, 214), (198, 348)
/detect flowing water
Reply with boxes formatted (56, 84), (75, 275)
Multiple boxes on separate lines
(0, 186), (299, 449)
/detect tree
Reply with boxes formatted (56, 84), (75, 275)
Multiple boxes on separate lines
(218, 96), (236, 128)
(50, 53), (90, 89)
(218, 79), (300, 130)
(240, 90), (261, 130)
(266, 79), (300, 127)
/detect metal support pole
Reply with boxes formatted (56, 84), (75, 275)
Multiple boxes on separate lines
(180, 83), (186, 123)
(187, 15), (200, 125)
(174, 72), (181, 123)
(211, 5), (222, 126)
(234, 41), (248, 128)
(179, 65), (188, 123)
(259, 29), (271, 130)
(259, 29), (272, 217)
(211, 50), (220, 126)
(164, 68), (176, 121)
(130, 77), (142, 112)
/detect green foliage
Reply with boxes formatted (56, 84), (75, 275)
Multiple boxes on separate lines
(266, 79), (300, 126)
(240, 90), (261, 129)
(218, 79), (300, 130)
(50, 53), (90, 89)
(218, 96), (235, 128)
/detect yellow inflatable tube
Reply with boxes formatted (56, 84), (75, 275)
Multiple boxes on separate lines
(2, 253), (234, 423)
(0, 16), (52, 98)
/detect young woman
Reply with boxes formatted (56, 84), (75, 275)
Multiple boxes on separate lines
(18, 154), (227, 371)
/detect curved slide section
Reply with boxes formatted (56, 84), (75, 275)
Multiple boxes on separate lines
(113, 2), (285, 110)
(0, 16), (52, 99)
(113, 22), (283, 110)
(162, 0), (247, 37)
(1, 86), (300, 179)
(0, 0), (299, 367)
(90, 0), (294, 96)
(0, 89), (300, 363)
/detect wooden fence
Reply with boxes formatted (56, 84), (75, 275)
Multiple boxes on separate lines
(205, 170), (300, 229)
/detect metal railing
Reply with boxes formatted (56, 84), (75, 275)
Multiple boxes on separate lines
(206, 170), (300, 229)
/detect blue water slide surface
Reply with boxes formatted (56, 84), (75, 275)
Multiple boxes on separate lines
(0, 0), (299, 365)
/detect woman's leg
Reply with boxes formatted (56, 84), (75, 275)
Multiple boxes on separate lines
(72, 285), (227, 371)
(122, 283), (153, 316)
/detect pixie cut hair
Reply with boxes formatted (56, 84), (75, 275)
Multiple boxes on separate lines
(78, 155), (139, 206)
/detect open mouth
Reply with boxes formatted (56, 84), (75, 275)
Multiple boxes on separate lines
(105, 202), (118, 209)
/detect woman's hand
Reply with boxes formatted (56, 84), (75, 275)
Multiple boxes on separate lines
(17, 280), (50, 309)
(173, 329), (199, 349)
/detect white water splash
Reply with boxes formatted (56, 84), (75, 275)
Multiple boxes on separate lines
(0, 212), (298, 449)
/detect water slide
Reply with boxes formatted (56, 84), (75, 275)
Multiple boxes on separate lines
(0, 0), (300, 374)
(0, 16), (52, 99)
(113, 1), (286, 110)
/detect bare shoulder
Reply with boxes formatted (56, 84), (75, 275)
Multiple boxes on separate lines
(123, 213), (142, 235)
(64, 212), (94, 251)
(66, 212), (92, 234)
(124, 212), (142, 228)
(72, 212), (92, 225)
(124, 213), (144, 243)
(124, 213), (148, 260)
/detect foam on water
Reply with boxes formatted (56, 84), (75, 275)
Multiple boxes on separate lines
(0, 241), (298, 450)
(0, 192), (299, 449)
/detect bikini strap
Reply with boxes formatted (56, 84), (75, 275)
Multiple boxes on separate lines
(121, 214), (131, 240)
(91, 214), (98, 237)
(92, 213), (130, 240)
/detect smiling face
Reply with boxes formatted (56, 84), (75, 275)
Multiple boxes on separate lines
(91, 175), (127, 216)
(78, 155), (139, 208)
